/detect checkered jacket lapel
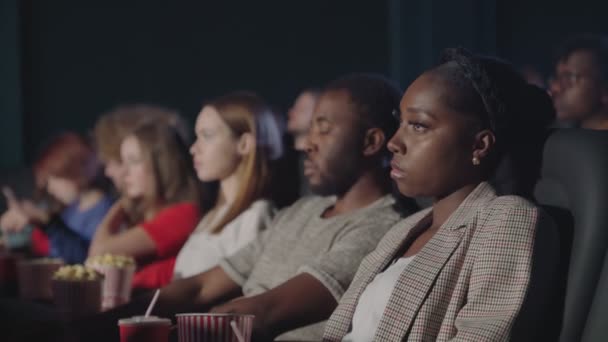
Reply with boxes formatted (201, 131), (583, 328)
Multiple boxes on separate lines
(323, 208), (433, 339)
(323, 182), (501, 341)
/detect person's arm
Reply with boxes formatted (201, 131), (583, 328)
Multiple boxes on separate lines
(211, 273), (336, 340)
(212, 216), (391, 340)
(450, 204), (557, 341)
(1, 187), (56, 233)
(160, 265), (242, 311)
(217, 201), (275, 256)
(0, 208), (29, 234)
(44, 215), (90, 263)
(88, 202), (156, 258)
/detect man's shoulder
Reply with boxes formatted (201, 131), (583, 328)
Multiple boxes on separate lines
(278, 195), (333, 216)
(354, 195), (404, 222)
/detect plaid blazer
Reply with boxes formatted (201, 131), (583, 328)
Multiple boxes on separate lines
(323, 182), (557, 342)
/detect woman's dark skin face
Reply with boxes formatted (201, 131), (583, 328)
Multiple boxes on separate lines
(387, 69), (495, 256)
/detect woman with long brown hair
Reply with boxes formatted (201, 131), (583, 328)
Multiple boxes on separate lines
(172, 91), (283, 279)
(88, 122), (202, 289)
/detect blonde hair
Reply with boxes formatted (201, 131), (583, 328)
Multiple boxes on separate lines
(94, 104), (189, 163)
(206, 91), (282, 233)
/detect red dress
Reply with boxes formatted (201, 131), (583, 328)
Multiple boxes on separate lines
(131, 202), (200, 289)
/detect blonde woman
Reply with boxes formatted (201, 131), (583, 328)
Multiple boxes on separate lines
(173, 91), (283, 279)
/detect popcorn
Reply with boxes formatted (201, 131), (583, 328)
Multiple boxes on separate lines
(86, 253), (135, 268)
(53, 265), (103, 281)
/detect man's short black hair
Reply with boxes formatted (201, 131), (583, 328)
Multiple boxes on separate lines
(555, 33), (608, 84)
(324, 73), (402, 154)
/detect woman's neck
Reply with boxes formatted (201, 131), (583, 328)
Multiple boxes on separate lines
(219, 171), (241, 207)
(430, 182), (480, 229)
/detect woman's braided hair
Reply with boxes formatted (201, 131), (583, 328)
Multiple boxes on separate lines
(436, 47), (555, 198)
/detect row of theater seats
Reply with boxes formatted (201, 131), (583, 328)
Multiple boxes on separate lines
(534, 129), (608, 342)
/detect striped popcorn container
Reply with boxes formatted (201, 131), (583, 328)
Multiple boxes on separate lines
(88, 264), (136, 310)
(52, 278), (102, 317)
(176, 313), (254, 342)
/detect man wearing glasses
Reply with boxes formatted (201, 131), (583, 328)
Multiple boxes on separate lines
(549, 34), (608, 130)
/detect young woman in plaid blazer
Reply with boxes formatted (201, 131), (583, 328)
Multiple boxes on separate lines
(323, 48), (559, 342)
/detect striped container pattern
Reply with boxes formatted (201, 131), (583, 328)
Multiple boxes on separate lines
(176, 313), (254, 342)
(87, 263), (135, 310)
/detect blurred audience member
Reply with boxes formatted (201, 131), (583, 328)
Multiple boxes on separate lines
(0, 133), (113, 263)
(287, 89), (320, 151)
(88, 123), (202, 289)
(521, 64), (546, 89)
(173, 91), (282, 279)
(93, 104), (190, 193)
(549, 34), (608, 129)
(73, 73), (415, 342)
(285, 89), (320, 197)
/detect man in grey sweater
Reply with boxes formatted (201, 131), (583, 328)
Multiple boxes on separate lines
(69, 74), (417, 342)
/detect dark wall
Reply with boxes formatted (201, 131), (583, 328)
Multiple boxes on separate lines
(389, 0), (496, 87)
(496, 0), (608, 75)
(0, 0), (23, 168)
(3, 0), (608, 167)
(20, 1), (390, 162)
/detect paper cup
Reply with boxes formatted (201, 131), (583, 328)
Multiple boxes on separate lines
(52, 278), (102, 317)
(16, 258), (64, 300)
(176, 313), (254, 342)
(118, 316), (171, 342)
(87, 263), (136, 310)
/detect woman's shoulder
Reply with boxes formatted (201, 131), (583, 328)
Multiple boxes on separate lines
(154, 202), (200, 221)
(487, 194), (537, 211)
(286, 195), (333, 212)
(163, 201), (199, 211)
(476, 194), (552, 235)
(248, 199), (276, 212)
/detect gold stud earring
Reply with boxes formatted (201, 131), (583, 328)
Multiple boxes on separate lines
(472, 156), (480, 165)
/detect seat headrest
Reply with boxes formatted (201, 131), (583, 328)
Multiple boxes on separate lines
(535, 128), (608, 342)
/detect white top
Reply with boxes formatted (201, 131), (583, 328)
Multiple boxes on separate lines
(173, 199), (275, 279)
(343, 255), (415, 342)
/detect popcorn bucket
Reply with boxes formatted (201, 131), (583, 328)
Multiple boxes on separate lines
(52, 278), (102, 317)
(176, 313), (254, 342)
(89, 263), (135, 310)
(16, 258), (64, 300)
(86, 254), (136, 310)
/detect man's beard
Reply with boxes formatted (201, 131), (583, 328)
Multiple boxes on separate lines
(309, 140), (362, 197)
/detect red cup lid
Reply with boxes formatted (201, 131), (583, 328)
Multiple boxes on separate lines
(118, 316), (171, 326)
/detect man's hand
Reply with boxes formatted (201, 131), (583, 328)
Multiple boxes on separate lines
(1, 187), (30, 232)
(211, 295), (274, 341)
(210, 274), (337, 340)
(1, 209), (25, 232)
(20, 200), (50, 225)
